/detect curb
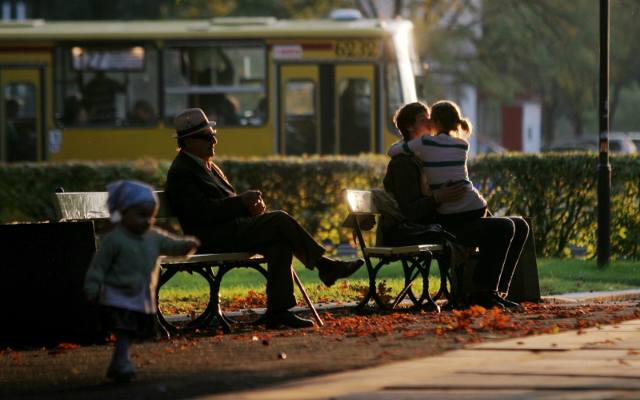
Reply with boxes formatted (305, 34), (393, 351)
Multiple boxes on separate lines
(542, 288), (640, 304)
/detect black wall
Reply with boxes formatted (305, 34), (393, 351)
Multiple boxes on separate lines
(0, 221), (101, 346)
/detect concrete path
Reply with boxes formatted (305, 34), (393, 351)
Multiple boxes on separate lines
(203, 317), (640, 400)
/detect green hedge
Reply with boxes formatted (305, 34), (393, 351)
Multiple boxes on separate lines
(0, 153), (638, 259)
(471, 153), (640, 259)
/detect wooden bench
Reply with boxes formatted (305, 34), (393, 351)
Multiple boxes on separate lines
(345, 189), (453, 312)
(53, 189), (323, 333)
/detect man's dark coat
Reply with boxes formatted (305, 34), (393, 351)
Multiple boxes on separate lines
(165, 151), (325, 310)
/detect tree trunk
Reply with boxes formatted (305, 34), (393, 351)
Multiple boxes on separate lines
(572, 111), (583, 137)
(393, 0), (403, 17)
(541, 101), (556, 148)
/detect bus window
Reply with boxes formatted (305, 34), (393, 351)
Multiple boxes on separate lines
(57, 45), (159, 127)
(338, 78), (371, 154)
(386, 62), (402, 132)
(164, 44), (266, 127)
(284, 80), (316, 155)
(3, 83), (37, 162)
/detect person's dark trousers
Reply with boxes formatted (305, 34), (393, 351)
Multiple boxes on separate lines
(497, 217), (529, 294)
(202, 210), (325, 311)
(443, 217), (516, 292)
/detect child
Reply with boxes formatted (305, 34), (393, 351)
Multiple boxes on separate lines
(389, 100), (487, 225)
(84, 180), (200, 382)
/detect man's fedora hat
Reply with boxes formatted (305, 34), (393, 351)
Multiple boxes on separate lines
(173, 108), (217, 138)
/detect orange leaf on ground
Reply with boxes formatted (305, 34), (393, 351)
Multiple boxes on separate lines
(56, 343), (80, 350)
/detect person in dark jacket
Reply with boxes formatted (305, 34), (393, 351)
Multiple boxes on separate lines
(165, 108), (363, 329)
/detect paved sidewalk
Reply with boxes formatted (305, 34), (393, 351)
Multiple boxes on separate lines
(205, 318), (640, 400)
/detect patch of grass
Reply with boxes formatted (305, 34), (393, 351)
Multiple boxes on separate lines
(158, 259), (640, 310)
(537, 258), (640, 294)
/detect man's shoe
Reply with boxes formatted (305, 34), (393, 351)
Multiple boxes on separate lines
(467, 291), (505, 310)
(318, 258), (364, 287)
(265, 310), (315, 329)
(106, 360), (136, 383)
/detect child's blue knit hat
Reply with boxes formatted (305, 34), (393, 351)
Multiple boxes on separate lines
(106, 180), (158, 222)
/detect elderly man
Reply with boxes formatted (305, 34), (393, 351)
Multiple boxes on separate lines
(165, 108), (363, 329)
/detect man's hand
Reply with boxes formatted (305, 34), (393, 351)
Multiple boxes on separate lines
(433, 184), (466, 204)
(185, 237), (201, 255)
(240, 190), (266, 216)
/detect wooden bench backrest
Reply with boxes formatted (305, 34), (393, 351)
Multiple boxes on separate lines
(345, 189), (378, 215)
(54, 191), (173, 221)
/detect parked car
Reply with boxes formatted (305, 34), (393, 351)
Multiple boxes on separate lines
(609, 132), (639, 153)
(544, 133), (637, 153)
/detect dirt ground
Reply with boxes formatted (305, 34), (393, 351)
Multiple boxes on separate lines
(1, 301), (639, 400)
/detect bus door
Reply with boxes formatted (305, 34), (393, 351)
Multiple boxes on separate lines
(278, 64), (320, 155)
(278, 63), (376, 155)
(0, 66), (45, 162)
(335, 64), (376, 154)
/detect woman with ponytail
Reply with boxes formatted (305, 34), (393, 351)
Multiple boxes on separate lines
(389, 100), (487, 221)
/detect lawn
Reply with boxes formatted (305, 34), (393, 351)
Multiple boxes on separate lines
(158, 259), (640, 314)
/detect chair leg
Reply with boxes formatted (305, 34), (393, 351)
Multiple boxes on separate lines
(292, 269), (324, 327)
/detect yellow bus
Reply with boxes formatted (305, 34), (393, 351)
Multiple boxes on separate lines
(0, 16), (421, 161)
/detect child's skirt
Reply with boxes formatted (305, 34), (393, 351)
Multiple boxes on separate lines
(101, 306), (158, 339)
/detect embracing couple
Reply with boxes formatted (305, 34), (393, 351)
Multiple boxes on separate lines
(384, 100), (530, 310)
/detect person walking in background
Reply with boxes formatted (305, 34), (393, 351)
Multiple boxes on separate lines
(84, 180), (199, 382)
(165, 108), (363, 329)
(388, 101), (529, 309)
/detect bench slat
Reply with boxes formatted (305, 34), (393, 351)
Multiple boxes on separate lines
(55, 191), (173, 221)
(345, 190), (377, 213)
(55, 192), (110, 220)
(364, 244), (443, 256)
(160, 253), (264, 265)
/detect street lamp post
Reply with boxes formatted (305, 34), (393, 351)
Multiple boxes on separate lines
(597, 0), (611, 268)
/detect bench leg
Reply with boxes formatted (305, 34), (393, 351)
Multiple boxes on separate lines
(433, 258), (452, 302)
(210, 266), (233, 333)
(292, 269), (324, 327)
(392, 262), (420, 309)
(357, 258), (390, 311)
(356, 256), (377, 311)
(418, 253), (440, 312)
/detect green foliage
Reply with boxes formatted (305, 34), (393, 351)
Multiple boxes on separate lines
(470, 152), (640, 259)
(1, 153), (639, 258)
(0, 159), (168, 223)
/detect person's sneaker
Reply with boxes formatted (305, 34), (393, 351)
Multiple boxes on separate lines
(106, 360), (136, 383)
(317, 258), (364, 287)
(264, 310), (315, 329)
(467, 291), (505, 310)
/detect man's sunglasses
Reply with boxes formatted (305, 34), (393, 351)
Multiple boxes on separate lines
(190, 132), (217, 142)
